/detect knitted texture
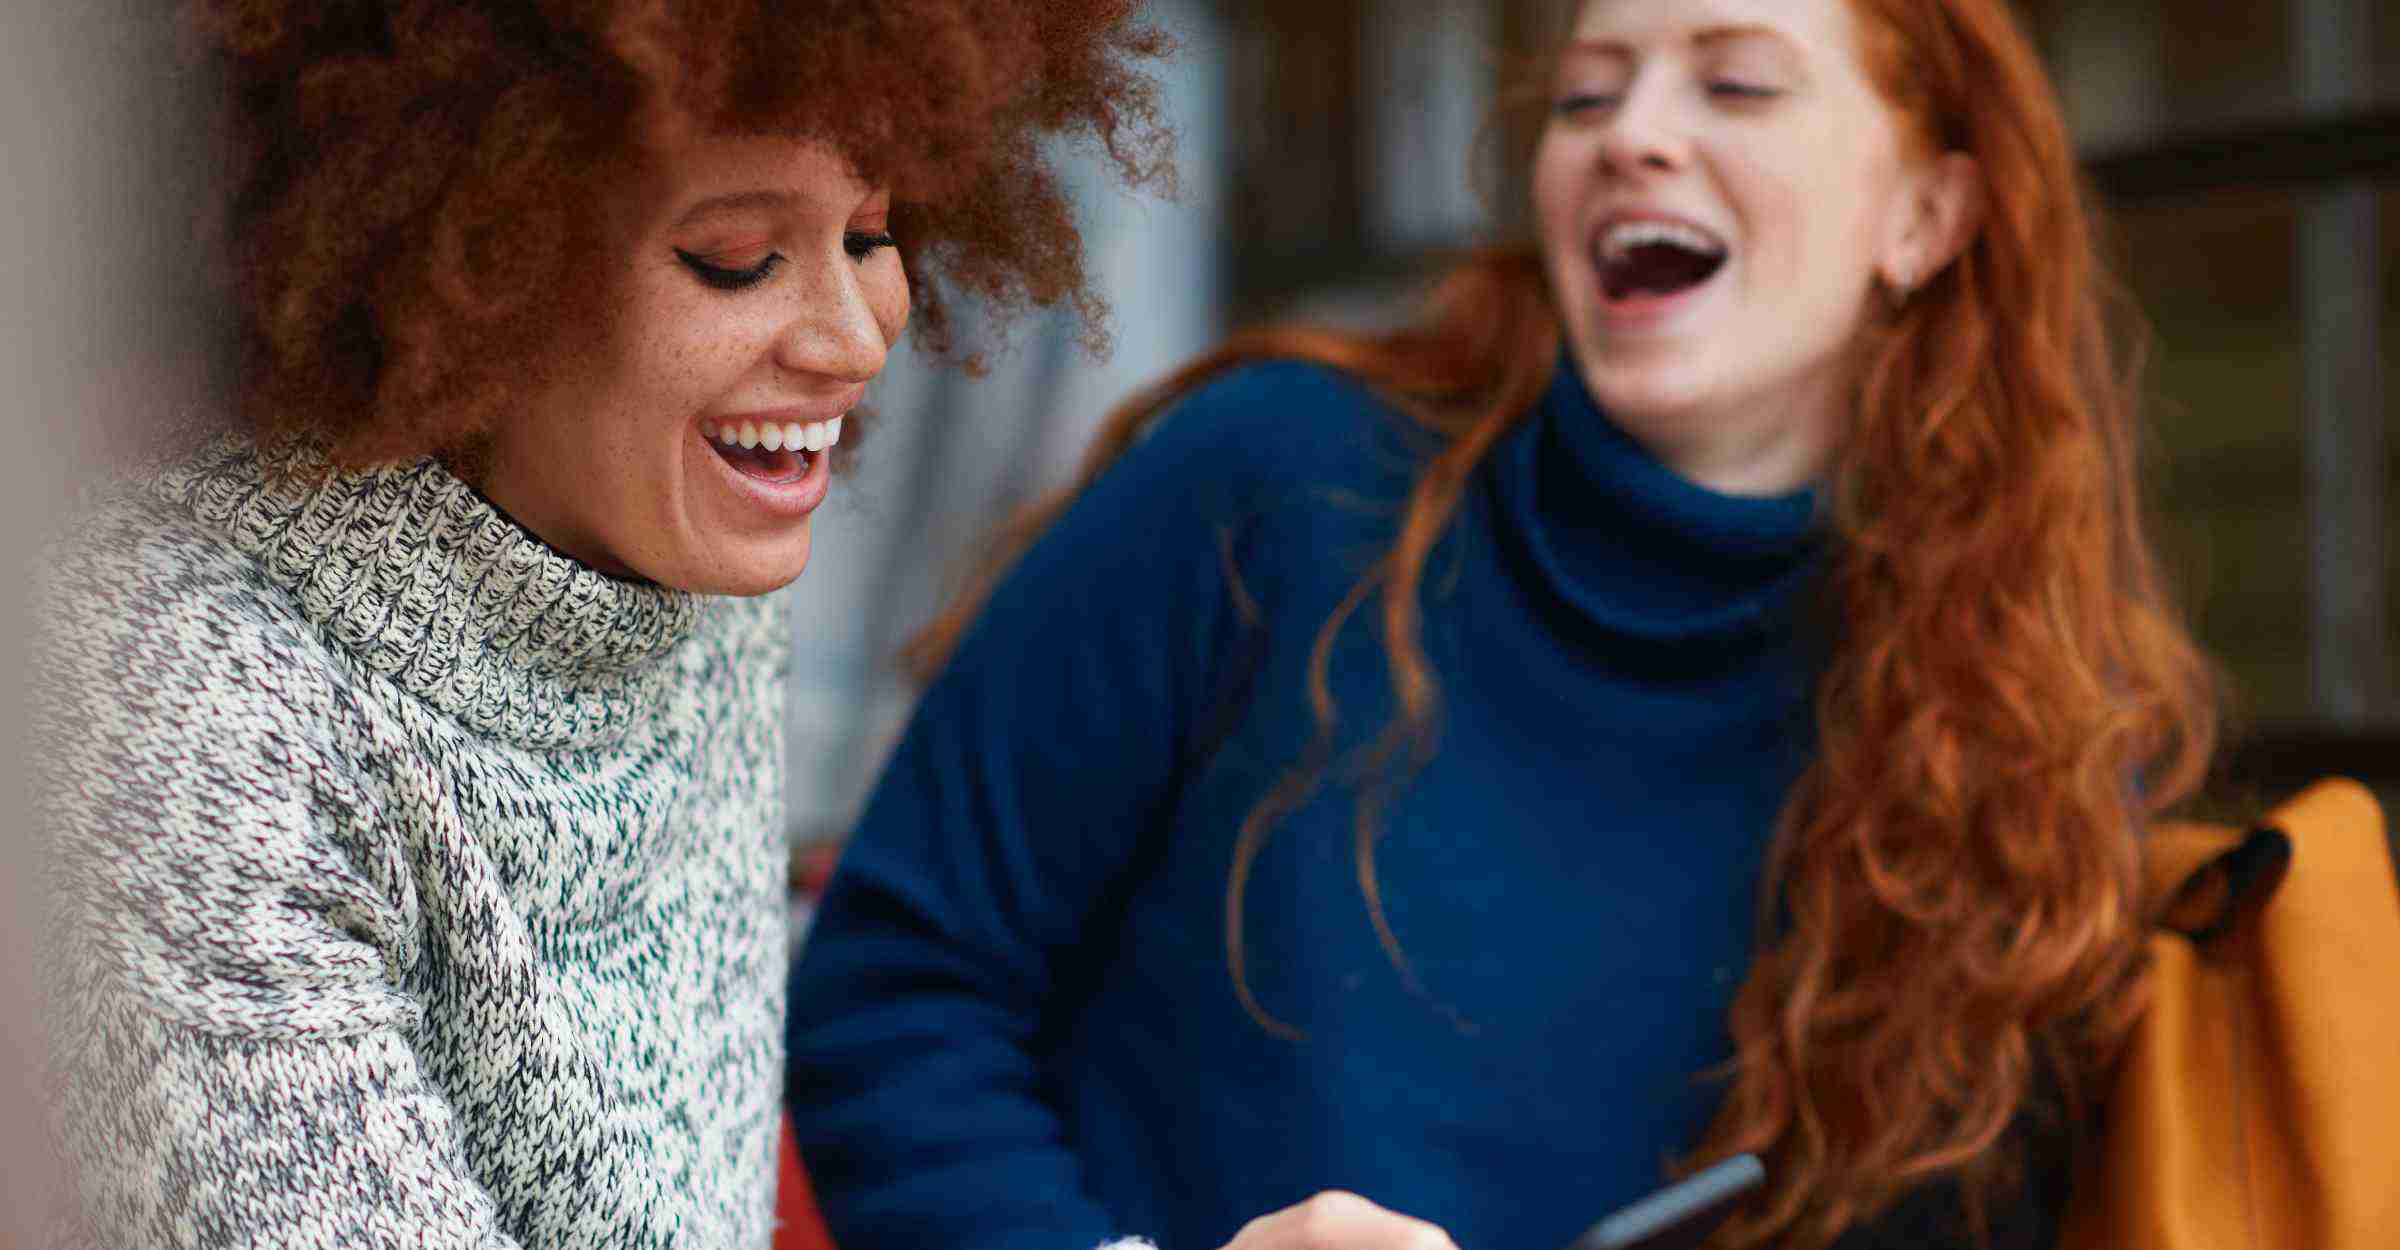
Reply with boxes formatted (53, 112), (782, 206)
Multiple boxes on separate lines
(32, 437), (791, 1249)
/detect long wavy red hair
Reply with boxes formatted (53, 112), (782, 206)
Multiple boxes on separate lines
(910, 1), (2217, 1245)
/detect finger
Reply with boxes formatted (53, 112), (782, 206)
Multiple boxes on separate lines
(1227, 1191), (1460, 1250)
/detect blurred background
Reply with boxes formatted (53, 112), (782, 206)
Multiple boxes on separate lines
(784, 0), (2400, 866)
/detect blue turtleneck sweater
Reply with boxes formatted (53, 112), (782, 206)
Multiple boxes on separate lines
(790, 358), (1848, 1250)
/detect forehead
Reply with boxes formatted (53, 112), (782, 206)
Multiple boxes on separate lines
(632, 133), (878, 226)
(654, 133), (869, 198)
(1565, 0), (1862, 57)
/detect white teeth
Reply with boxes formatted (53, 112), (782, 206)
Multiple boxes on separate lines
(1601, 219), (1727, 262)
(705, 415), (846, 455)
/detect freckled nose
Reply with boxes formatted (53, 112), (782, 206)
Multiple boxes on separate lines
(773, 267), (889, 384)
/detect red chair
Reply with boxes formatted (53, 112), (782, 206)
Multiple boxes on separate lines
(775, 1114), (838, 1250)
(780, 845), (846, 1250)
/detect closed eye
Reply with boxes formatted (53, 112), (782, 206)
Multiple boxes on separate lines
(676, 248), (782, 291)
(1553, 93), (1620, 116)
(1708, 81), (1782, 100)
(844, 231), (898, 262)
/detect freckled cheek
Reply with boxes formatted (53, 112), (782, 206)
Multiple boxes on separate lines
(669, 307), (786, 373)
(611, 328), (762, 433)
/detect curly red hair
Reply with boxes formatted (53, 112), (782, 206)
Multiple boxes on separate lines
(911, 1), (2216, 1245)
(185, 0), (1172, 467)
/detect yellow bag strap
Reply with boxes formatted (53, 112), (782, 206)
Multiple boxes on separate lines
(2141, 819), (2284, 940)
(2143, 778), (2392, 944)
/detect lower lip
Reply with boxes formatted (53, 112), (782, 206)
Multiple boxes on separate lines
(701, 430), (832, 519)
(1592, 262), (1726, 333)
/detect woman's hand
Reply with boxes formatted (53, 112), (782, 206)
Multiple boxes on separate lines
(1218, 1192), (1462, 1250)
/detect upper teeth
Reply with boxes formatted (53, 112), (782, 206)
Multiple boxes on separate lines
(1600, 220), (1726, 262)
(701, 416), (845, 453)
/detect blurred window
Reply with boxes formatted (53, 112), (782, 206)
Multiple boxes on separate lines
(2039, 0), (2397, 798)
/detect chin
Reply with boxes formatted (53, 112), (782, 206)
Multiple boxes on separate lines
(1579, 357), (1719, 429)
(642, 525), (814, 597)
(695, 566), (810, 598)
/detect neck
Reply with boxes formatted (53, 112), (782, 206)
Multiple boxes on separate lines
(1567, 349), (1847, 497)
(1649, 415), (1836, 497)
(471, 441), (644, 582)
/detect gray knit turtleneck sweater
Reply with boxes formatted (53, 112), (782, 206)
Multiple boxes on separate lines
(33, 437), (791, 1249)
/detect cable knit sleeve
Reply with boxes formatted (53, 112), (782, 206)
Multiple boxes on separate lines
(33, 508), (526, 1250)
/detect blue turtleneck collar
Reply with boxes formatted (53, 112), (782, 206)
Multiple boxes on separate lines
(1491, 351), (1824, 643)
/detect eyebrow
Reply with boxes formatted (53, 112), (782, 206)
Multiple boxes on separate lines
(1693, 23), (1793, 49)
(1563, 23), (1798, 57)
(673, 190), (799, 228)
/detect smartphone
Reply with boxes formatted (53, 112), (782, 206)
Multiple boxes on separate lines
(1558, 1154), (1767, 1250)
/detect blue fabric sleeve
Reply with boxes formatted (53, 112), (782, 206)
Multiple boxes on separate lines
(785, 365), (1340, 1250)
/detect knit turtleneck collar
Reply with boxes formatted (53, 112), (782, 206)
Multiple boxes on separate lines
(151, 436), (703, 749)
(1491, 351), (1823, 643)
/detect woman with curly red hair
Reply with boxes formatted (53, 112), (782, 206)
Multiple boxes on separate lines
(787, 0), (2216, 1248)
(30, 2), (1166, 1248)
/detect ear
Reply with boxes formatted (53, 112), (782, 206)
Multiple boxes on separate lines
(1878, 152), (1983, 296)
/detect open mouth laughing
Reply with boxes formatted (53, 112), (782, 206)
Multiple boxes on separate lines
(700, 416), (844, 485)
(1594, 215), (1730, 306)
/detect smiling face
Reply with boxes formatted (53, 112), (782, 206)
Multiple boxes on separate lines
(1532, 0), (1975, 495)
(475, 132), (909, 596)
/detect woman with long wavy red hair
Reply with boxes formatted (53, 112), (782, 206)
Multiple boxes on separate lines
(787, 1), (2216, 1248)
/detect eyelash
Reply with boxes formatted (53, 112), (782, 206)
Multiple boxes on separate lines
(677, 249), (782, 291)
(845, 231), (898, 261)
(674, 232), (899, 291)
(1551, 82), (1782, 115)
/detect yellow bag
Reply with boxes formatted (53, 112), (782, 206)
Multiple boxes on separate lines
(2060, 778), (2400, 1249)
